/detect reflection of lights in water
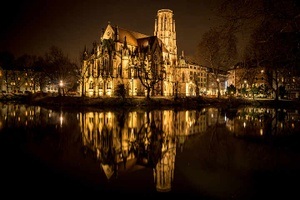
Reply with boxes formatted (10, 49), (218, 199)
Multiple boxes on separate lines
(60, 115), (63, 127)
(130, 128), (135, 141)
(18, 117), (20, 121)
(25, 111), (28, 116)
(260, 128), (263, 135)
(144, 134), (149, 150)
(292, 123), (295, 128)
(243, 122), (246, 128)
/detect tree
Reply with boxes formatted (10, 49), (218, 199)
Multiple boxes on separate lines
(77, 47), (90, 97)
(244, 20), (298, 100)
(43, 46), (77, 96)
(221, 0), (300, 101)
(197, 26), (238, 98)
(115, 83), (126, 99)
(32, 56), (49, 93)
(0, 51), (15, 93)
(133, 42), (166, 99)
(137, 61), (165, 99)
(227, 84), (236, 96)
(279, 85), (287, 99)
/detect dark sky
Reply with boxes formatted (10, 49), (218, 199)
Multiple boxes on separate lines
(1, 0), (222, 63)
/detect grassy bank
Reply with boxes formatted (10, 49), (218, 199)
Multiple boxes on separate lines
(2, 93), (298, 111)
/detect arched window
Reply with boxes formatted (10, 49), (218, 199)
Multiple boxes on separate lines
(107, 81), (112, 89)
(89, 81), (93, 89)
(99, 81), (103, 89)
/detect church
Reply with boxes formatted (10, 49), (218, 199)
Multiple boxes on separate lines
(80, 9), (203, 98)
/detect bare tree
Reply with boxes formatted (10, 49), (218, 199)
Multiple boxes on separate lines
(197, 26), (238, 98)
(77, 47), (90, 97)
(0, 51), (15, 93)
(43, 46), (77, 96)
(134, 44), (166, 99)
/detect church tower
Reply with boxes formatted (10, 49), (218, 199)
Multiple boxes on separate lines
(154, 9), (178, 65)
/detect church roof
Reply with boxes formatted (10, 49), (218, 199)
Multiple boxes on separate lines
(108, 24), (168, 53)
(112, 26), (150, 46)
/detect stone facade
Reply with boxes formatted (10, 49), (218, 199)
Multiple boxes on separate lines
(80, 9), (202, 98)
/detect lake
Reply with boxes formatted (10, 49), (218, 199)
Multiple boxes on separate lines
(1, 102), (300, 199)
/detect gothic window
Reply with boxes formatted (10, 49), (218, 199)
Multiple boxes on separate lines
(118, 64), (122, 77)
(93, 65), (97, 77)
(131, 68), (135, 79)
(104, 58), (108, 71)
(99, 82), (103, 89)
(107, 81), (112, 89)
(89, 81), (93, 89)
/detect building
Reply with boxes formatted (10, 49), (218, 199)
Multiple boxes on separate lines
(0, 66), (43, 94)
(80, 9), (211, 98)
(81, 9), (179, 97)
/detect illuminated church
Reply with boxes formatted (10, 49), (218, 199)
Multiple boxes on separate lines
(81, 9), (200, 97)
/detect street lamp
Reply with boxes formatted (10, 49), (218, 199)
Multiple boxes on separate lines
(59, 80), (64, 96)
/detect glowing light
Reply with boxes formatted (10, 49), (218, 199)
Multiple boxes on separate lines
(60, 115), (63, 127)
(260, 128), (263, 135)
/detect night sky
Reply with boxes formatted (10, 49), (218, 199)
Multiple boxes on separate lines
(1, 0), (222, 63)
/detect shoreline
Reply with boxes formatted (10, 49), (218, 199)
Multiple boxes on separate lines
(1, 93), (298, 111)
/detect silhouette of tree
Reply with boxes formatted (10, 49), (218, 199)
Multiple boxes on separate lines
(197, 26), (238, 98)
(43, 46), (77, 96)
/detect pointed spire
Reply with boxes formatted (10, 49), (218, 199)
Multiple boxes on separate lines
(123, 36), (127, 48)
(116, 25), (119, 41)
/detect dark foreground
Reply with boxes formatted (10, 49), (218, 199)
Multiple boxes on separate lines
(1, 127), (300, 199)
(1, 95), (300, 199)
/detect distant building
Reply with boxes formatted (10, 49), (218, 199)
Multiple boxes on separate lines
(0, 66), (58, 95)
(228, 60), (300, 99)
(0, 66), (40, 94)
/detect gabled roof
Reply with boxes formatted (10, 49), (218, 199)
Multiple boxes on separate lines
(104, 23), (169, 54)
(112, 26), (150, 46)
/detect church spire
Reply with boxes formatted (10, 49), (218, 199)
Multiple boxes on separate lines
(154, 9), (177, 65)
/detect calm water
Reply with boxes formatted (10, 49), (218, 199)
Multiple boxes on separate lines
(1, 102), (300, 199)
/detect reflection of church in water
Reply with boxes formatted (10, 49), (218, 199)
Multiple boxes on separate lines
(1, 102), (298, 192)
(78, 109), (208, 192)
(78, 106), (300, 192)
